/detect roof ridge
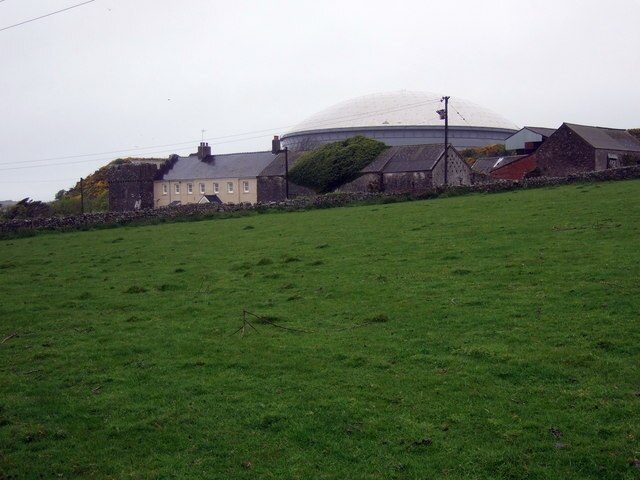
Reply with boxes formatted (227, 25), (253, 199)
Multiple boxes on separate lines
(184, 150), (273, 159)
(564, 122), (627, 132)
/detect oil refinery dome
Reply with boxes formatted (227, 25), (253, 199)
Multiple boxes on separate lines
(281, 90), (519, 151)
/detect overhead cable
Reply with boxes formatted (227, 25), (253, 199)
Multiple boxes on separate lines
(0, 0), (96, 33)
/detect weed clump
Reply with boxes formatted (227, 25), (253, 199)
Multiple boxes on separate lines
(124, 286), (147, 294)
(366, 314), (389, 324)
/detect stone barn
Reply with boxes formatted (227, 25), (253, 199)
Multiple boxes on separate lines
(536, 123), (640, 177)
(257, 150), (314, 202)
(107, 163), (158, 212)
(341, 144), (472, 194)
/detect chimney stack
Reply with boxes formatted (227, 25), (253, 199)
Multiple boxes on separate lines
(272, 135), (281, 154)
(197, 142), (211, 160)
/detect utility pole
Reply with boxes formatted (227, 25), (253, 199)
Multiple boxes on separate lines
(80, 177), (85, 214)
(272, 136), (289, 200)
(437, 96), (450, 186)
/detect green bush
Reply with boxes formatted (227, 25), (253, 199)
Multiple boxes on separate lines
(288, 136), (387, 193)
(4, 198), (52, 219)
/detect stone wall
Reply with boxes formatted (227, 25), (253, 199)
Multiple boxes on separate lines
(338, 173), (382, 193)
(536, 124), (594, 177)
(445, 153), (472, 186)
(382, 171), (432, 193)
(256, 177), (315, 202)
(107, 164), (158, 212)
(595, 149), (640, 170)
(4, 165), (640, 236)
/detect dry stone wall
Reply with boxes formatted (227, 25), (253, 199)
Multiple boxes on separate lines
(3, 166), (640, 236)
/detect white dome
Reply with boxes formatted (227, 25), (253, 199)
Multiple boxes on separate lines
(287, 90), (519, 134)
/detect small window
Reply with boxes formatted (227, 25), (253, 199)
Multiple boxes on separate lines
(242, 181), (250, 193)
(162, 184), (168, 195)
(227, 182), (234, 193)
(199, 183), (205, 194)
(213, 183), (219, 194)
(187, 183), (193, 194)
(174, 183), (180, 194)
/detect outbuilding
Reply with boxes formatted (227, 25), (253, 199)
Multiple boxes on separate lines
(341, 144), (472, 193)
(505, 126), (556, 154)
(472, 155), (536, 181)
(535, 123), (640, 177)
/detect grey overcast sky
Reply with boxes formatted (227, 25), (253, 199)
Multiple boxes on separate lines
(1, 0), (639, 201)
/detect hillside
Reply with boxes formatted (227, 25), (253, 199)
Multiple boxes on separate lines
(1, 180), (639, 479)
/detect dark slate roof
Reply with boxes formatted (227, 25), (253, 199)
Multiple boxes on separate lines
(473, 155), (529, 173)
(200, 195), (222, 204)
(361, 144), (445, 173)
(523, 126), (556, 138)
(472, 157), (496, 174)
(566, 123), (640, 152)
(259, 151), (309, 176)
(159, 151), (276, 181)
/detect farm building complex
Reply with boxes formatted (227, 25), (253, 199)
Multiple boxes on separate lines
(107, 91), (640, 212)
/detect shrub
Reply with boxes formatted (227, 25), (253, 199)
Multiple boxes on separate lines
(5, 198), (52, 219)
(288, 136), (387, 193)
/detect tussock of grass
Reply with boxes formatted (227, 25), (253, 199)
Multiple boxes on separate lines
(124, 286), (147, 294)
(365, 313), (389, 324)
(282, 256), (301, 263)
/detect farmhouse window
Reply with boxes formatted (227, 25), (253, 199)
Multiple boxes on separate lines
(199, 183), (205, 194)
(607, 154), (619, 169)
(213, 183), (219, 194)
(174, 183), (180, 194)
(227, 182), (234, 194)
(162, 184), (168, 195)
(187, 183), (193, 194)
(242, 181), (250, 193)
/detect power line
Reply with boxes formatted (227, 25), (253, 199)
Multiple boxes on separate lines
(0, 177), (78, 184)
(0, 0), (96, 33)
(449, 102), (471, 125)
(0, 133), (286, 172)
(0, 98), (443, 169)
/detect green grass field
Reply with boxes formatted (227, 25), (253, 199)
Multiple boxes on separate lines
(1, 180), (639, 479)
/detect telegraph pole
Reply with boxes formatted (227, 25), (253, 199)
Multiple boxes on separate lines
(441, 96), (450, 185)
(80, 177), (85, 214)
(272, 135), (289, 200)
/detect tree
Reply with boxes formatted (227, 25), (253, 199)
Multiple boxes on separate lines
(460, 144), (508, 166)
(5, 198), (52, 219)
(288, 136), (388, 193)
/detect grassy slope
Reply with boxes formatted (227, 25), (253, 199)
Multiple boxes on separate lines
(0, 181), (639, 479)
